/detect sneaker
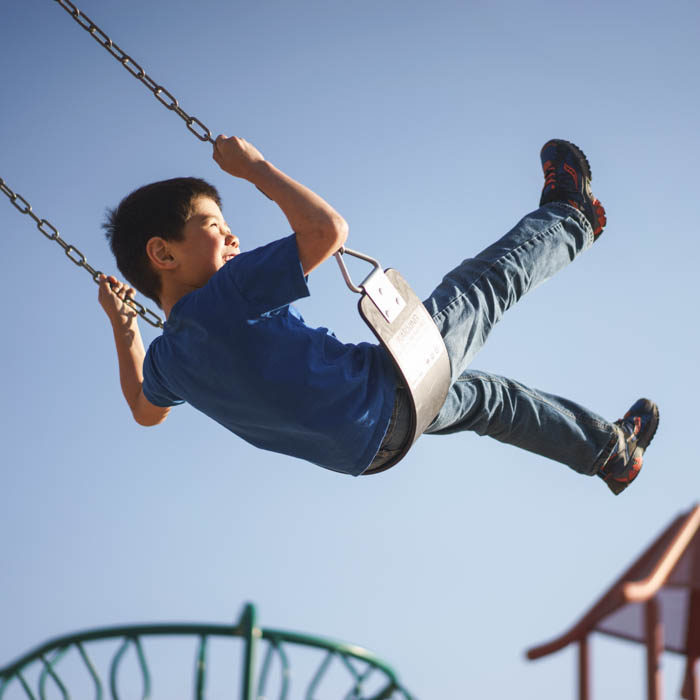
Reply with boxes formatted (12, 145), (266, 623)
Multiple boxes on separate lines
(598, 399), (659, 495)
(540, 139), (607, 238)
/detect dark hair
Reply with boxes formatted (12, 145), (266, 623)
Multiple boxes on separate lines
(103, 177), (222, 306)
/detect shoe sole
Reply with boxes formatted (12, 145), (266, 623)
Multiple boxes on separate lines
(629, 399), (660, 453)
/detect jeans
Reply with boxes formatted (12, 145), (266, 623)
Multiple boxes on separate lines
(368, 202), (618, 474)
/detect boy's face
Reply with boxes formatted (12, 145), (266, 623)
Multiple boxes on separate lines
(169, 196), (239, 289)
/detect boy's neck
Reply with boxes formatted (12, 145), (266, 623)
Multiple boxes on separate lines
(160, 280), (195, 319)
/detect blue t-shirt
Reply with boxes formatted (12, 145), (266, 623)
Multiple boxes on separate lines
(142, 234), (397, 475)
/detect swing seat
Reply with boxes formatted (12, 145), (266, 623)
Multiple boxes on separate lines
(335, 250), (451, 473)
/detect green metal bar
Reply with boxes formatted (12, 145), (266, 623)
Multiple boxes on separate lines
(109, 638), (130, 700)
(345, 662), (374, 699)
(256, 642), (275, 699)
(76, 642), (103, 700)
(1, 624), (245, 680)
(238, 604), (257, 700)
(305, 649), (335, 699)
(256, 636), (292, 699)
(0, 671), (37, 700)
(109, 637), (150, 700)
(38, 650), (70, 700)
(366, 683), (403, 700)
(193, 635), (207, 700)
(341, 654), (381, 699)
(4, 623), (393, 681)
(0, 609), (413, 699)
(18, 672), (37, 699)
(272, 639), (291, 700)
(344, 685), (361, 700)
(133, 638), (151, 699)
(260, 627), (403, 685)
(338, 651), (362, 682)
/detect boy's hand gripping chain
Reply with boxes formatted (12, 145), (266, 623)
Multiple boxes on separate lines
(8, 0), (247, 328)
(334, 249), (451, 472)
(0, 178), (164, 328)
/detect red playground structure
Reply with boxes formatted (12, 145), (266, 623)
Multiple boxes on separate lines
(527, 504), (700, 700)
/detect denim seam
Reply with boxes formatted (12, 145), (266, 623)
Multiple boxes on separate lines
(452, 373), (616, 475)
(551, 202), (595, 242)
(453, 374), (611, 431)
(430, 213), (587, 326)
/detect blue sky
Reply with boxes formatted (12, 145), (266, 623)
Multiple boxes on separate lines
(1, 0), (699, 697)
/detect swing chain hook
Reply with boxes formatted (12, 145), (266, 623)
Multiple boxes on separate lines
(53, 0), (215, 144)
(0, 178), (164, 329)
(334, 247), (383, 294)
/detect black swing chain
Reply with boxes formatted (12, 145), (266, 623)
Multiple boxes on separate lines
(0, 178), (164, 329)
(53, 0), (215, 144)
(0, 0), (221, 331)
(3, 0), (222, 330)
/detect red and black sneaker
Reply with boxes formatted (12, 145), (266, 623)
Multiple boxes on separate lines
(540, 139), (607, 238)
(598, 399), (660, 495)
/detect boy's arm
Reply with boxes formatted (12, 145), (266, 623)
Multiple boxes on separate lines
(98, 276), (170, 427)
(212, 135), (348, 274)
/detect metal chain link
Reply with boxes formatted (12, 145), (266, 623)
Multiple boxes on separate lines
(0, 178), (164, 328)
(53, 0), (215, 144)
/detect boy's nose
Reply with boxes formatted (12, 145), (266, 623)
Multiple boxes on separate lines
(226, 232), (239, 249)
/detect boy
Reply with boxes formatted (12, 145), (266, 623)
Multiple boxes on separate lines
(99, 137), (658, 494)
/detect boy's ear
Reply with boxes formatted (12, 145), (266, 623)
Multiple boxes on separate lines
(146, 237), (178, 271)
